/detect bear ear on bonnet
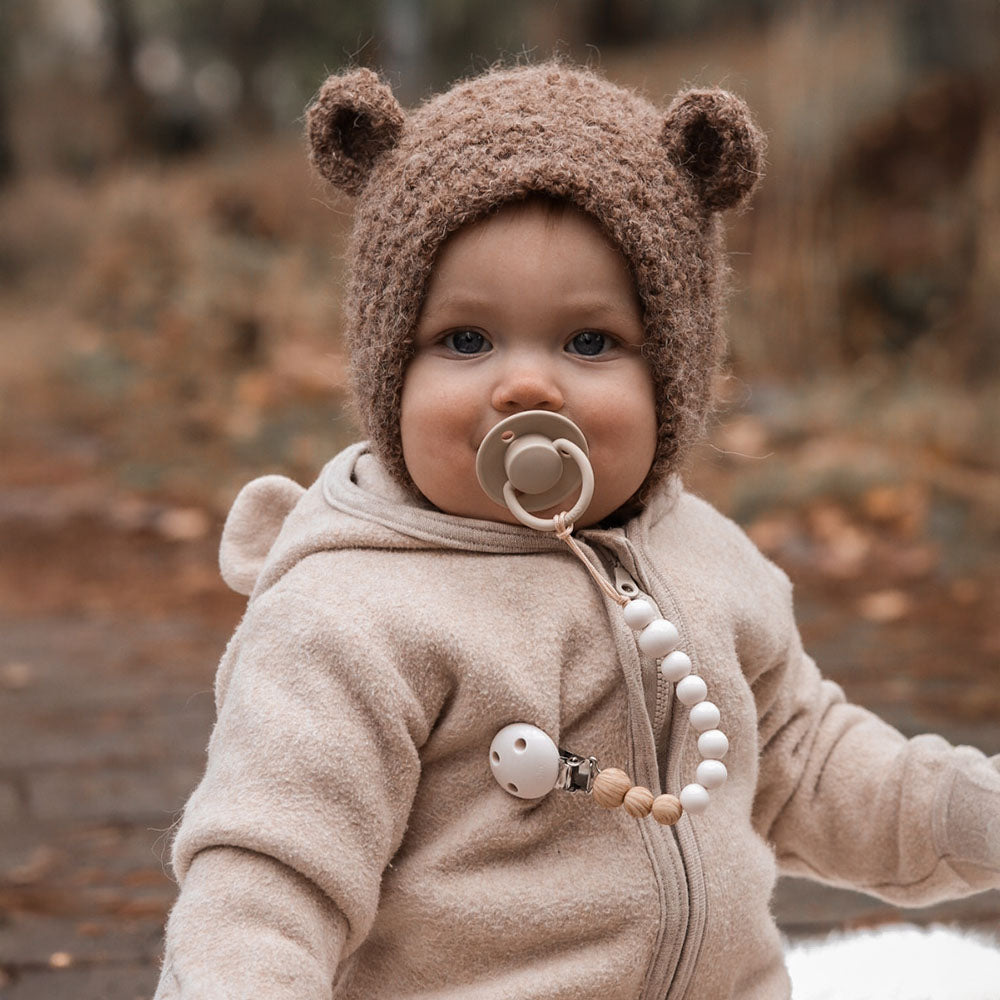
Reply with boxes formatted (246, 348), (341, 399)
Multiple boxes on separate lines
(307, 68), (405, 196)
(661, 89), (766, 213)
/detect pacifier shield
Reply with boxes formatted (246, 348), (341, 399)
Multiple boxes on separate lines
(476, 411), (590, 514)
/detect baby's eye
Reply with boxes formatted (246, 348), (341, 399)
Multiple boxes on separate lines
(565, 331), (609, 357)
(444, 329), (492, 355)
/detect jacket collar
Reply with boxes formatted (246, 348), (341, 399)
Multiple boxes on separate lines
(323, 442), (682, 556)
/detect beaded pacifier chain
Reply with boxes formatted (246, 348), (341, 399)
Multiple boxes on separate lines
(476, 411), (729, 825)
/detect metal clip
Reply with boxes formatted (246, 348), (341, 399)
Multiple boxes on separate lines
(556, 750), (599, 793)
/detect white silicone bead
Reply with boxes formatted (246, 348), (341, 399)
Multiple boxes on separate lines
(659, 650), (692, 683)
(696, 759), (728, 790)
(489, 723), (560, 799)
(697, 729), (729, 760)
(623, 599), (657, 630)
(675, 674), (708, 706)
(689, 701), (721, 732)
(638, 619), (680, 658)
(679, 783), (710, 814)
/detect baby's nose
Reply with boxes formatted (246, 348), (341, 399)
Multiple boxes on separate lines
(491, 365), (564, 413)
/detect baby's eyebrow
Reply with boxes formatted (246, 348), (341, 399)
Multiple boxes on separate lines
(426, 291), (635, 317)
(556, 294), (636, 317)
(426, 291), (493, 313)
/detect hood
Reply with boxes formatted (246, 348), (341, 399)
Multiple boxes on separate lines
(220, 442), (682, 599)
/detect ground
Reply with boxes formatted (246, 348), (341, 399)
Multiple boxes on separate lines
(2, 416), (998, 997)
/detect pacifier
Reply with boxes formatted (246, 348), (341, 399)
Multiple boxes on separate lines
(475, 410), (595, 531)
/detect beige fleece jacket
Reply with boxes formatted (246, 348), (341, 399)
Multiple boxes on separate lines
(155, 443), (1000, 1000)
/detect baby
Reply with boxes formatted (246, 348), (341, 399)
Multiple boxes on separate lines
(154, 63), (1000, 999)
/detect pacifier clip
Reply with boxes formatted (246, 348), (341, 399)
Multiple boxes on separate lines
(477, 411), (729, 823)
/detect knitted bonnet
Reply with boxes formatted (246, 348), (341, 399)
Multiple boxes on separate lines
(306, 61), (765, 502)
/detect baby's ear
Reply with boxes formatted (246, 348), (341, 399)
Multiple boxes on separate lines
(661, 89), (766, 213)
(306, 68), (405, 196)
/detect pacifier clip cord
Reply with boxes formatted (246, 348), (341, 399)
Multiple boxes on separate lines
(552, 511), (627, 607)
(489, 510), (730, 825)
(479, 410), (730, 822)
(556, 514), (728, 823)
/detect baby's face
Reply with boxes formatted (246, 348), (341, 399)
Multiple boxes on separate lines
(400, 200), (657, 526)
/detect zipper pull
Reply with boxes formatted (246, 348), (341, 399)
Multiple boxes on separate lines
(614, 565), (642, 601)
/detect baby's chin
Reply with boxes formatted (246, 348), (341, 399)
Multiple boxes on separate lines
(407, 459), (645, 528)
(426, 489), (618, 529)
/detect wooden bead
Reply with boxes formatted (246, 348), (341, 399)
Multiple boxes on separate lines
(651, 794), (683, 826)
(592, 767), (631, 809)
(623, 785), (654, 818)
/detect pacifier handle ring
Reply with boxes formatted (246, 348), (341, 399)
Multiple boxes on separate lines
(501, 439), (594, 531)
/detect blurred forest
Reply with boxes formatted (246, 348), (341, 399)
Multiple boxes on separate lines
(1, 2), (1000, 996)
(3, 1), (999, 505)
(3, 0), (1000, 625)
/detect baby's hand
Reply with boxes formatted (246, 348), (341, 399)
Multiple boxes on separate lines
(941, 753), (1000, 877)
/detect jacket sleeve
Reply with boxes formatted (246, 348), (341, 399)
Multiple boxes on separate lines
(154, 566), (448, 999)
(154, 847), (347, 1000)
(749, 562), (1000, 905)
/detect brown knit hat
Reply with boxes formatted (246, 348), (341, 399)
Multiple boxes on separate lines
(306, 61), (765, 501)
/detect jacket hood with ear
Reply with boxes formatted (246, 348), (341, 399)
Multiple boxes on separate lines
(219, 442), (684, 600)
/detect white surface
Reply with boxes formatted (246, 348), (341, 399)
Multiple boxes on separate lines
(786, 924), (1000, 1000)
(679, 783), (710, 814)
(696, 759), (728, 790)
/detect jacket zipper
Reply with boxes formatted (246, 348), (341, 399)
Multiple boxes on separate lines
(606, 561), (687, 1000)
(612, 553), (705, 1000)
(612, 566), (674, 752)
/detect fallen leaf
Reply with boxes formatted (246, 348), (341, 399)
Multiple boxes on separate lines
(858, 589), (912, 623)
(818, 524), (871, 578)
(950, 578), (981, 604)
(861, 482), (928, 536)
(714, 415), (769, 457)
(0, 661), (34, 690)
(5, 845), (61, 885)
(156, 507), (210, 541)
(747, 512), (799, 555)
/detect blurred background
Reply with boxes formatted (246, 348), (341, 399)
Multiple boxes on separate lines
(1, 1), (998, 997)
